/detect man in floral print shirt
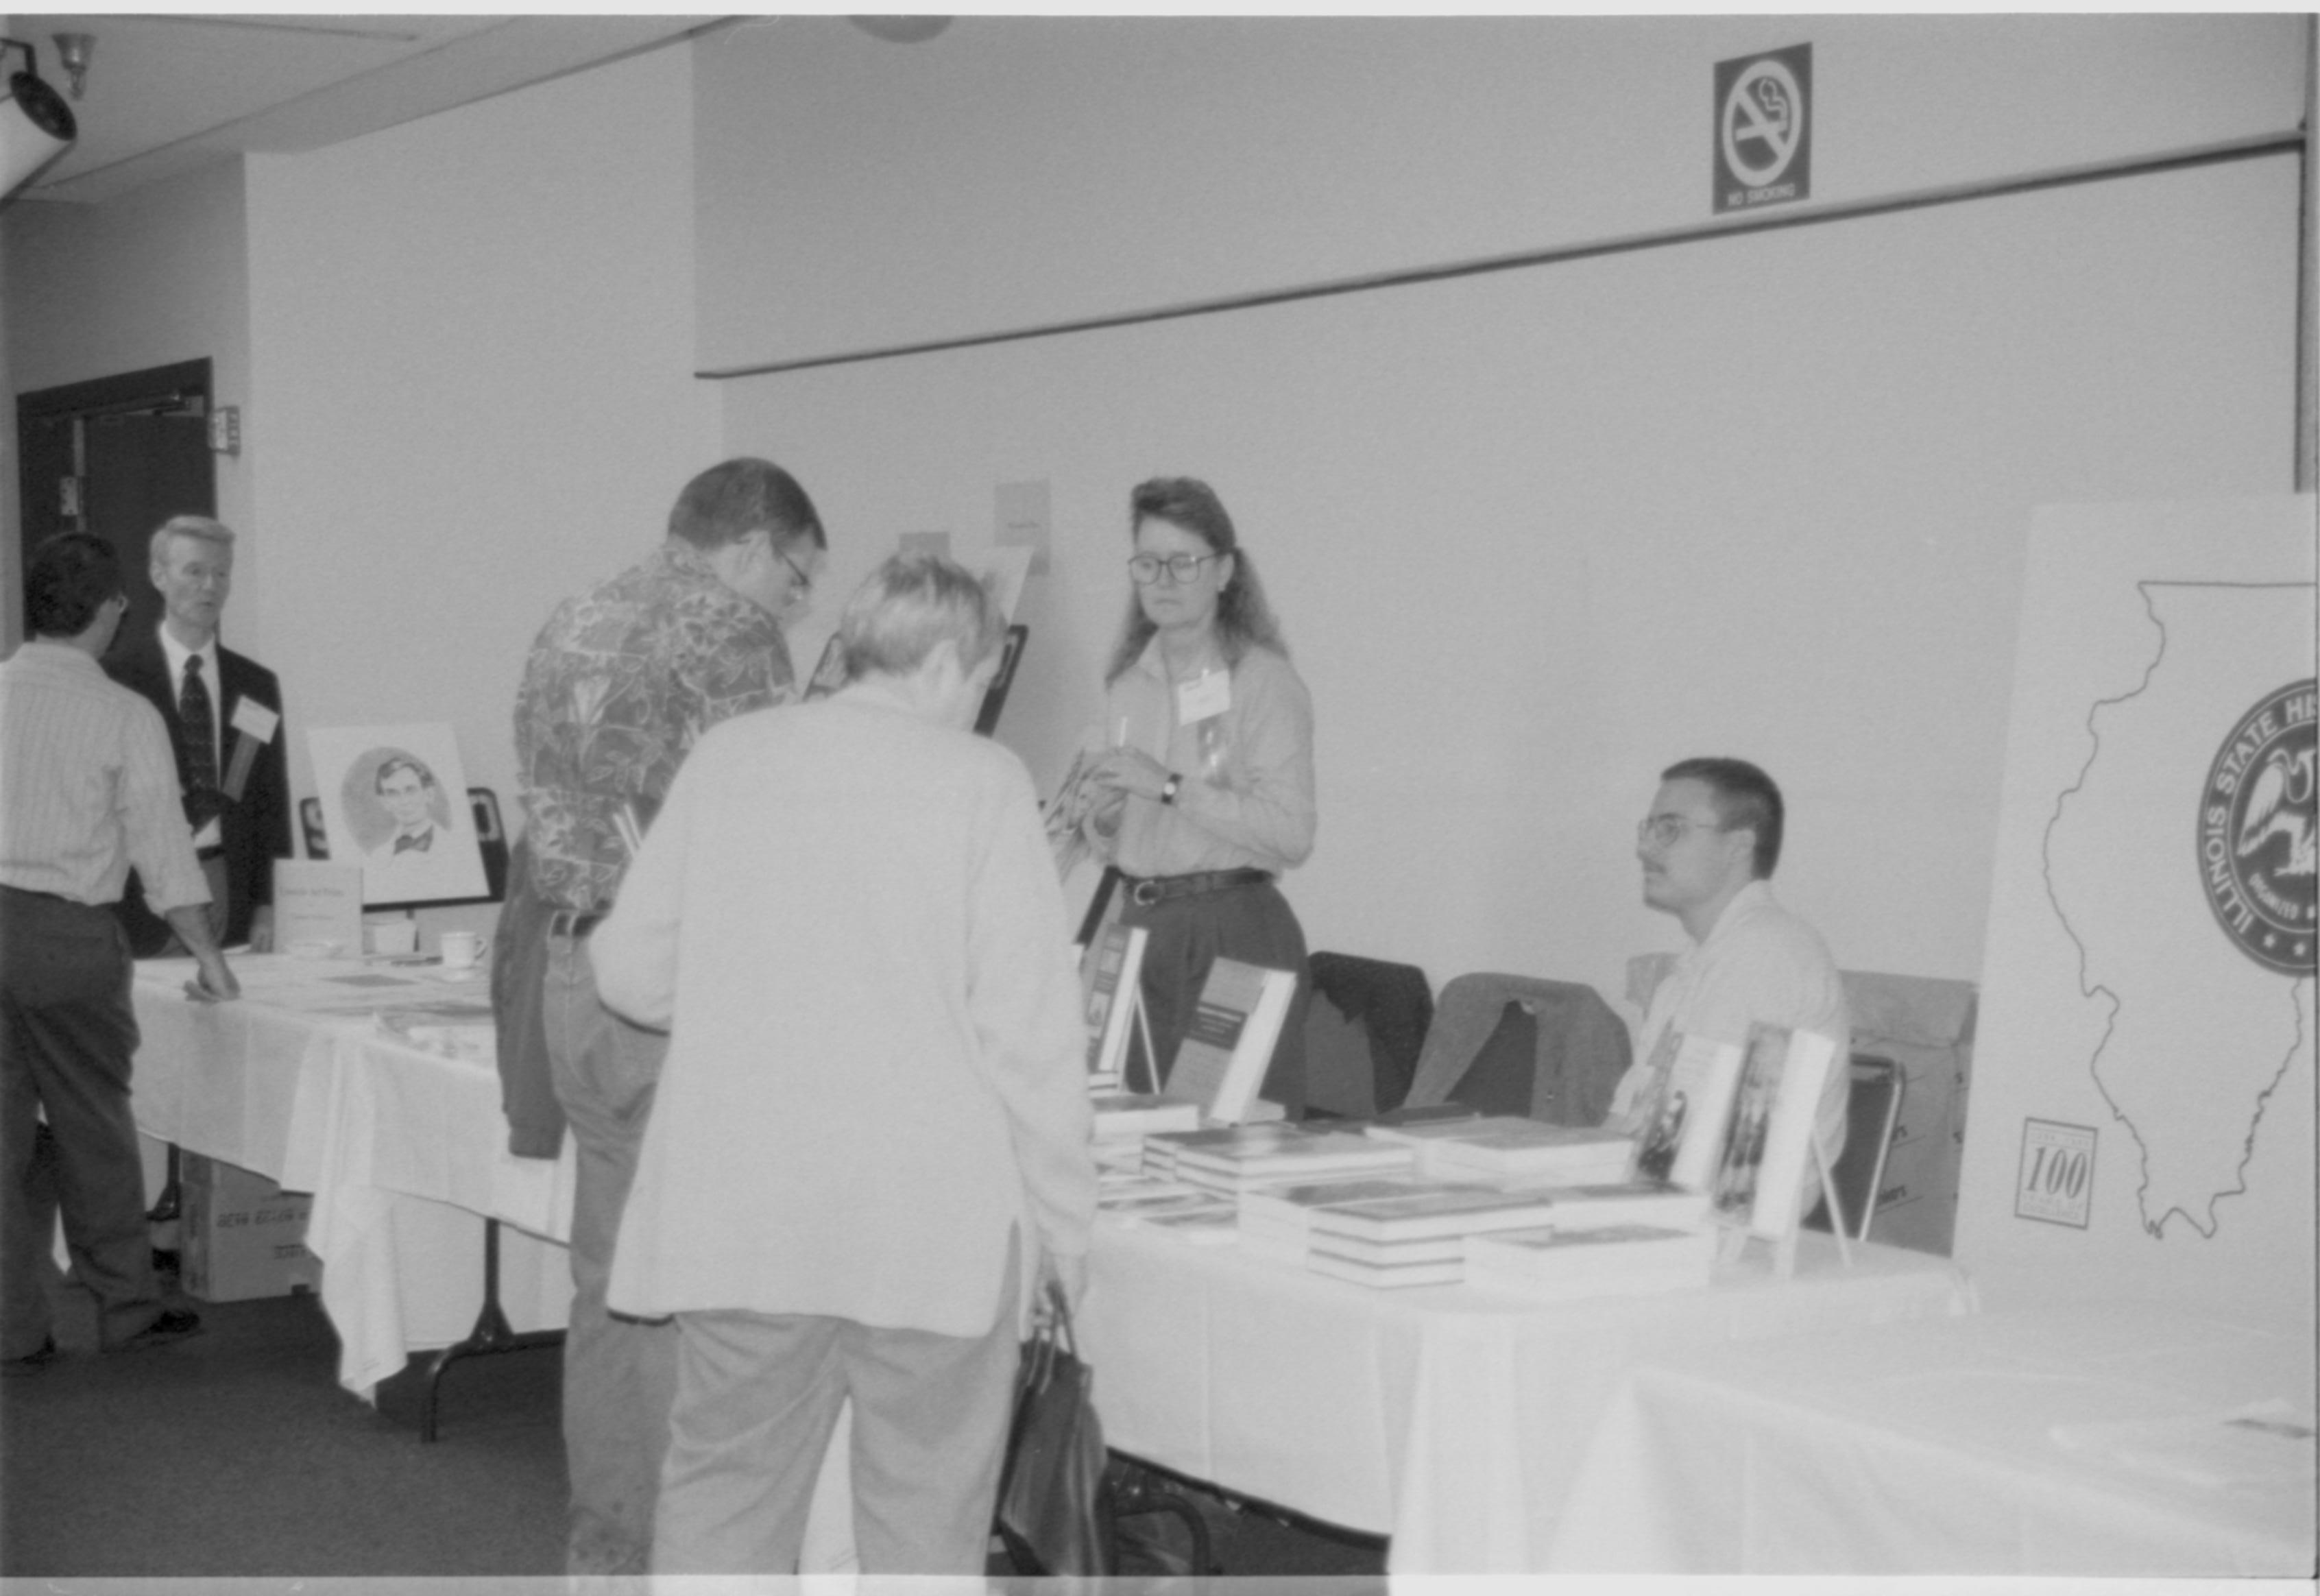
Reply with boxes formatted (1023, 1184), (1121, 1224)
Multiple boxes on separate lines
(505, 457), (826, 1577)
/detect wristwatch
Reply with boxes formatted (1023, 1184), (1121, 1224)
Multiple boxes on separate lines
(1159, 773), (1182, 806)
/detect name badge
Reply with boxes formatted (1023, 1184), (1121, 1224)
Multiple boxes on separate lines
(231, 698), (281, 744)
(1175, 669), (1231, 724)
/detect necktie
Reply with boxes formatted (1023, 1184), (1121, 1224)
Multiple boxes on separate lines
(394, 830), (433, 854)
(180, 655), (218, 796)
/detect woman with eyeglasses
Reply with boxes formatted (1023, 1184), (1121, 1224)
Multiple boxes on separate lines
(1084, 476), (1317, 1115)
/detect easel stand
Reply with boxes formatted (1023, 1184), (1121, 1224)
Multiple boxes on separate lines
(418, 1216), (564, 1442)
(1715, 1137), (1852, 1279)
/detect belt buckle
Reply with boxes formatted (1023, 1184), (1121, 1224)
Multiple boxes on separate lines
(1130, 878), (1163, 908)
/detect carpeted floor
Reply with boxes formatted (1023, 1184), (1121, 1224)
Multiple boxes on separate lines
(1, 1262), (1386, 1588)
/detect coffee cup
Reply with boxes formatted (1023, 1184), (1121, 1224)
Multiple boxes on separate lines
(438, 930), (490, 971)
(365, 919), (418, 957)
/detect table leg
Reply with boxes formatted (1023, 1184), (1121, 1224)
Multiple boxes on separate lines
(418, 1216), (566, 1442)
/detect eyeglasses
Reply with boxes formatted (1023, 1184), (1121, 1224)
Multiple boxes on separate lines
(780, 551), (814, 596)
(1128, 552), (1220, 585)
(1636, 813), (1722, 851)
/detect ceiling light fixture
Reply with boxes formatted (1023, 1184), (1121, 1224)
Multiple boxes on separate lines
(1, 38), (77, 200)
(52, 32), (92, 101)
(849, 16), (952, 45)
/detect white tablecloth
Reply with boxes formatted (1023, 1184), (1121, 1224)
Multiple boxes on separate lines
(1078, 1218), (1979, 1573)
(1547, 1307), (2318, 1576)
(130, 956), (577, 1393)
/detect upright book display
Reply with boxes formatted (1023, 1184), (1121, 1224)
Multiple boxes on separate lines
(1628, 1032), (1745, 1192)
(1076, 923), (1148, 1089)
(1711, 1023), (1846, 1270)
(1159, 957), (1297, 1125)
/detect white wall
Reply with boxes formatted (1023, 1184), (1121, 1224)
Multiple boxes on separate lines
(244, 42), (715, 817)
(701, 19), (2306, 1014)
(698, 14), (2308, 369)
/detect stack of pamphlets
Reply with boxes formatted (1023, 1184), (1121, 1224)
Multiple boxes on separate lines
(1156, 1124), (1415, 1196)
(1298, 1185), (1568, 1287)
(1098, 1174), (1232, 1233)
(1364, 1116), (1635, 1183)
(1462, 1222), (1717, 1301)
(375, 1000), (496, 1062)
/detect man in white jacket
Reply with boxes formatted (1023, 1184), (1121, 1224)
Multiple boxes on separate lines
(590, 553), (1096, 1575)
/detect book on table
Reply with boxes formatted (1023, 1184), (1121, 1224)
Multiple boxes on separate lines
(1123, 1198), (1242, 1243)
(1627, 1032), (1745, 1192)
(1708, 1023), (1841, 1240)
(1091, 1092), (1203, 1141)
(1173, 1135), (1415, 1196)
(1100, 1183), (1229, 1222)
(1302, 1184), (1564, 1244)
(1304, 1250), (1466, 1289)
(1462, 1222), (1717, 1301)
(1304, 1229), (1473, 1268)
(1141, 1119), (1342, 1176)
(1077, 921), (1148, 1085)
(1237, 1173), (1469, 1240)
(1159, 956), (1297, 1124)
(1368, 1116), (1634, 1182)
(1527, 1178), (1711, 1232)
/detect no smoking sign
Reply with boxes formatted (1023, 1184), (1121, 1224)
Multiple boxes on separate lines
(1715, 44), (1812, 213)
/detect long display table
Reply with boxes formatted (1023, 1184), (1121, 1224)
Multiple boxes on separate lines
(130, 956), (1980, 1573)
(130, 955), (575, 1392)
(1545, 1306), (2317, 1576)
(1080, 1215), (1978, 1573)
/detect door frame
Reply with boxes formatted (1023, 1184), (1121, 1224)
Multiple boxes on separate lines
(12, 357), (214, 653)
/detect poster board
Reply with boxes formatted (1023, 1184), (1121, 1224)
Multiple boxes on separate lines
(1955, 496), (2315, 1325)
(305, 723), (490, 908)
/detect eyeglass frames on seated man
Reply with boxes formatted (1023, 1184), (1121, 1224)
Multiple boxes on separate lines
(1127, 552), (1221, 585)
(1636, 812), (1728, 851)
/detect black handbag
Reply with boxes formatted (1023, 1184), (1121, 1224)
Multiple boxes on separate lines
(994, 1280), (1113, 1575)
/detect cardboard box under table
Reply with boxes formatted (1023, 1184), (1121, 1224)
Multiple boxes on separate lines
(180, 1152), (321, 1301)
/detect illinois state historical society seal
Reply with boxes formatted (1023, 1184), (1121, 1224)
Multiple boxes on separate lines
(2199, 679), (2317, 976)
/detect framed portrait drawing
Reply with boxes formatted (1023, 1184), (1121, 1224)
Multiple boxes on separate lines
(306, 723), (490, 908)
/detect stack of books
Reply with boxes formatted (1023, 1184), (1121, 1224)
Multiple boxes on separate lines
(1091, 1091), (1203, 1143)
(1150, 1123), (1414, 1196)
(1298, 1185), (1567, 1287)
(1235, 1173), (1460, 1263)
(1365, 1116), (1635, 1185)
(1462, 1222), (1718, 1301)
(1529, 1178), (1711, 1232)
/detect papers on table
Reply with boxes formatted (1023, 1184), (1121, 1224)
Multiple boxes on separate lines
(2051, 1400), (2320, 1490)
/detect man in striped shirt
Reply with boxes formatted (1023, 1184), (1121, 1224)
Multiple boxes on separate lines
(1, 533), (237, 1374)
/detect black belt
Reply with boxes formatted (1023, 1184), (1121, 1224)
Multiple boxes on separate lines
(196, 845), (227, 862)
(546, 908), (606, 939)
(1, 884), (77, 905)
(1122, 868), (1274, 908)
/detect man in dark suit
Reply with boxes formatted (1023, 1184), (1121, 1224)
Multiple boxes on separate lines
(103, 516), (290, 955)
